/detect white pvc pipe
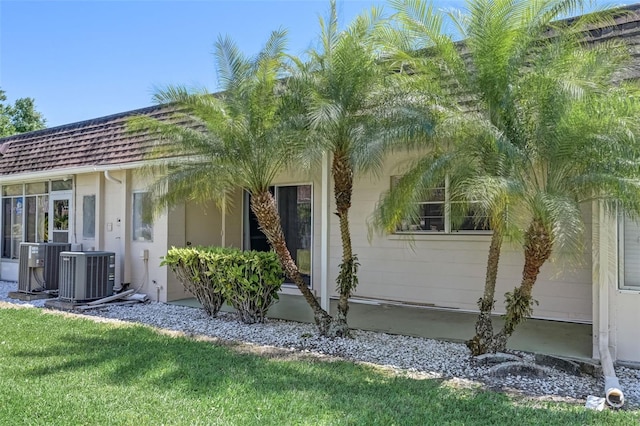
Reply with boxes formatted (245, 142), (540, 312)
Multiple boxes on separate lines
(221, 196), (226, 247)
(320, 152), (330, 312)
(597, 201), (625, 408)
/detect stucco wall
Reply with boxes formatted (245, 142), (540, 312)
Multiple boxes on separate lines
(76, 169), (172, 302)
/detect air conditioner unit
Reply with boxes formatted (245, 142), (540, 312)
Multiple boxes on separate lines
(58, 251), (116, 302)
(18, 242), (71, 293)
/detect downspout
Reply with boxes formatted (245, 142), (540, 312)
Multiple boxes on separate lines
(221, 195), (226, 247)
(596, 201), (625, 408)
(104, 170), (122, 184)
(320, 152), (330, 311)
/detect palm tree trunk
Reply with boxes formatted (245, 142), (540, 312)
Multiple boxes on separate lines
(332, 151), (356, 338)
(467, 230), (503, 355)
(250, 190), (333, 336)
(490, 219), (552, 352)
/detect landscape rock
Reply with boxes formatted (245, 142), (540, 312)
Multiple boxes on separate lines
(534, 353), (582, 376)
(488, 361), (550, 378)
(577, 359), (603, 378)
(474, 352), (523, 365)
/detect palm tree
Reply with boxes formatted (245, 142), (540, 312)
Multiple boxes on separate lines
(374, 0), (521, 354)
(128, 30), (335, 336)
(290, 1), (435, 336)
(378, 0), (640, 353)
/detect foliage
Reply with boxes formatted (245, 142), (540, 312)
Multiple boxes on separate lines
(376, 0), (640, 353)
(289, 0), (436, 335)
(0, 88), (46, 137)
(1, 307), (638, 425)
(202, 247), (283, 324)
(162, 246), (226, 316)
(128, 29), (334, 335)
(163, 246), (284, 323)
(127, 29), (301, 212)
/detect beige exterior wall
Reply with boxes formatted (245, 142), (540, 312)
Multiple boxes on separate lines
(183, 189), (243, 249)
(69, 171), (248, 303)
(266, 153), (593, 323)
(0, 154), (599, 327)
(74, 173), (101, 251)
(612, 291), (640, 363)
(593, 206), (640, 363)
(75, 169), (173, 302)
(326, 153), (593, 323)
(164, 188), (244, 302)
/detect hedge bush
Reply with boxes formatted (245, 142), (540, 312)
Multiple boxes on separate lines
(163, 246), (284, 324)
(162, 247), (226, 317)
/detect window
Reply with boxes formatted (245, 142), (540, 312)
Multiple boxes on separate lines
(2, 182), (50, 258)
(51, 179), (72, 191)
(25, 194), (48, 243)
(133, 192), (153, 242)
(392, 176), (490, 234)
(83, 195), (96, 239)
(2, 197), (23, 259)
(620, 216), (640, 290)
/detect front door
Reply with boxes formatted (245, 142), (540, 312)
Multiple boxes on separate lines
(244, 185), (312, 286)
(49, 192), (72, 243)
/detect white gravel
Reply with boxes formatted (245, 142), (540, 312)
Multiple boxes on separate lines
(1, 281), (638, 409)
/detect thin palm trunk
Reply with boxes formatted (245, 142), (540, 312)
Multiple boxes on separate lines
(490, 219), (552, 352)
(332, 151), (357, 338)
(250, 190), (333, 336)
(467, 230), (503, 355)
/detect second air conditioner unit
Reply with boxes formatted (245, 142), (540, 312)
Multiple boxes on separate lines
(58, 251), (116, 302)
(18, 242), (71, 293)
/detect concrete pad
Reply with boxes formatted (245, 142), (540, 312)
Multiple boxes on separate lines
(44, 299), (81, 311)
(169, 293), (593, 360)
(8, 291), (54, 301)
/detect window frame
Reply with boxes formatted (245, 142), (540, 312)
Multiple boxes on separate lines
(618, 214), (640, 291)
(132, 191), (154, 242)
(242, 183), (314, 288)
(82, 194), (96, 240)
(1, 181), (52, 259)
(391, 175), (492, 235)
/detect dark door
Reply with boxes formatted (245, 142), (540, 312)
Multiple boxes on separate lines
(244, 185), (312, 286)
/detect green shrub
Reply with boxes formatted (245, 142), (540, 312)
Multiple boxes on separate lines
(204, 248), (284, 324)
(162, 247), (226, 317)
(163, 246), (284, 324)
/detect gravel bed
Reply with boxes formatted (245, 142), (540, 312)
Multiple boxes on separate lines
(1, 281), (638, 409)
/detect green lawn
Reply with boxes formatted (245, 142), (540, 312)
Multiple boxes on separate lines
(0, 306), (637, 426)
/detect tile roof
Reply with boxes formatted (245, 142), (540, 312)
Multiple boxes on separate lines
(0, 104), (173, 177)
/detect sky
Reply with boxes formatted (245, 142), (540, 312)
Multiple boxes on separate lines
(1, 0), (637, 128)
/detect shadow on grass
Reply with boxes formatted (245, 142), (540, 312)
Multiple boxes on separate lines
(3, 308), (635, 425)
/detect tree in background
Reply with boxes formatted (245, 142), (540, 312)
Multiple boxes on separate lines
(0, 88), (46, 136)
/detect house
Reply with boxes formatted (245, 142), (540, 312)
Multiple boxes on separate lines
(1, 8), (639, 366)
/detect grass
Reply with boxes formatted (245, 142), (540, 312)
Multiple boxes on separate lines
(0, 306), (638, 425)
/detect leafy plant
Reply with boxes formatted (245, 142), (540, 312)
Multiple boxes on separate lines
(202, 248), (284, 324)
(163, 246), (284, 324)
(162, 246), (226, 317)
